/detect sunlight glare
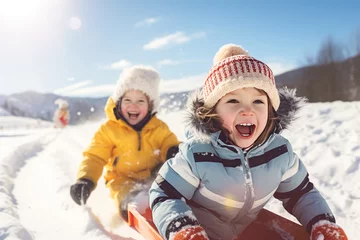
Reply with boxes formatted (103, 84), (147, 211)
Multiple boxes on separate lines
(69, 17), (82, 30)
(0, 0), (52, 28)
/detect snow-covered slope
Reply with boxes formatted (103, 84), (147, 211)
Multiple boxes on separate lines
(0, 90), (193, 125)
(0, 107), (10, 116)
(0, 116), (52, 129)
(0, 101), (359, 239)
(1, 91), (108, 125)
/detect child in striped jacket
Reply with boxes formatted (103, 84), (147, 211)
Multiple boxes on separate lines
(149, 44), (347, 240)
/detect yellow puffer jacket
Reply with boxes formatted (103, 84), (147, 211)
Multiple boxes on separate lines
(76, 97), (179, 187)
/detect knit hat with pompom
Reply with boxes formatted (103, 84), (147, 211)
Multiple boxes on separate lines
(112, 65), (160, 113)
(203, 44), (280, 110)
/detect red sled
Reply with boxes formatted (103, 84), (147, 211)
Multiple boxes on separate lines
(127, 205), (310, 240)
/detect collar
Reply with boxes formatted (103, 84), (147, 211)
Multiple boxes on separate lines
(113, 106), (156, 131)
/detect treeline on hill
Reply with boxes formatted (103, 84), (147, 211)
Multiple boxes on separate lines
(276, 28), (360, 102)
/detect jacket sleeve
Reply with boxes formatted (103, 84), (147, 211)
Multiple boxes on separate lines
(149, 144), (201, 240)
(53, 109), (59, 122)
(274, 140), (335, 233)
(157, 121), (180, 162)
(76, 123), (114, 187)
(66, 109), (70, 121)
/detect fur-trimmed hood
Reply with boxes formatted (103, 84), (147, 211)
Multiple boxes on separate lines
(185, 87), (306, 143)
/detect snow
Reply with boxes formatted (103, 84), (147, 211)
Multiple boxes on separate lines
(0, 116), (51, 129)
(0, 107), (10, 116)
(0, 101), (359, 239)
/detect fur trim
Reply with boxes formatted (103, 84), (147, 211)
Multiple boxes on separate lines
(185, 87), (306, 141)
(112, 65), (160, 113)
(274, 87), (307, 133)
(184, 90), (213, 143)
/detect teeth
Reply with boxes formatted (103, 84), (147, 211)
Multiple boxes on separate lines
(239, 123), (254, 126)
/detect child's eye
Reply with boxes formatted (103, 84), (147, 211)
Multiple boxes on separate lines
(226, 99), (239, 103)
(254, 99), (264, 104)
(138, 99), (145, 103)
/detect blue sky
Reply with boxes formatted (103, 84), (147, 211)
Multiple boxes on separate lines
(1, 0), (359, 97)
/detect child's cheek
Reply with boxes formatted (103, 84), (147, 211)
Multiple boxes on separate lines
(222, 120), (232, 133)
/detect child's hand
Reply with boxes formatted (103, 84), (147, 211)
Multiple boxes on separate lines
(170, 226), (209, 240)
(311, 220), (348, 240)
(70, 178), (94, 205)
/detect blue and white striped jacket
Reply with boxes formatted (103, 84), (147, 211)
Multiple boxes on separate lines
(149, 88), (335, 240)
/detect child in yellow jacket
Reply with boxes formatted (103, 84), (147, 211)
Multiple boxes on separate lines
(70, 65), (180, 221)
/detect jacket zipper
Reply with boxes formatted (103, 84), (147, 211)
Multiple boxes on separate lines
(113, 156), (119, 167)
(231, 152), (255, 238)
(241, 153), (255, 213)
(137, 131), (141, 151)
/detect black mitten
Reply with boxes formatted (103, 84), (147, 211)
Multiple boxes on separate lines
(166, 145), (179, 159)
(70, 178), (95, 205)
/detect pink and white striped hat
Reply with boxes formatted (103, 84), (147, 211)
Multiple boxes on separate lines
(203, 44), (280, 110)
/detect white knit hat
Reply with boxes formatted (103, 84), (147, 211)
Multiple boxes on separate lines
(112, 65), (160, 113)
(203, 44), (280, 110)
(54, 98), (69, 109)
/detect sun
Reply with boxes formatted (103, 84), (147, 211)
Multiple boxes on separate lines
(0, 0), (52, 28)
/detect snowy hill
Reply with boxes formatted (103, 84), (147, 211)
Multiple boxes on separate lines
(0, 91), (194, 125)
(0, 101), (359, 239)
(0, 107), (10, 116)
(0, 95), (9, 116)
(0, 116), (52, 129)
(1, 91), (108, 125)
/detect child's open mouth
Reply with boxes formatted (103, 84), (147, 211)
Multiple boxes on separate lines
(235, 123), (256, 138)
(128, 112), (140, 120)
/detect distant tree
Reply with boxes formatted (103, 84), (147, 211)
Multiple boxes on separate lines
(316, 36), (346, 100)
(305, 55), (315, 66)
(316, 36), (345, 65)
(297, 64), (316, 101)
(3, 100), (8, 110)
(345, 33), (358, 100)
(353, 29), (360, 99)
(354, 27), (360, 55)
(298, 27), (360, 102)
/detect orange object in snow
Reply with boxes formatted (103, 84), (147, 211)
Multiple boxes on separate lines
(127, 205), (162, 240)
(127, 206), (310, 240)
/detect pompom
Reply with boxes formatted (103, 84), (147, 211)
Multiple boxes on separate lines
(213, 43), (248, 65)
(54, 98), (69, 109)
